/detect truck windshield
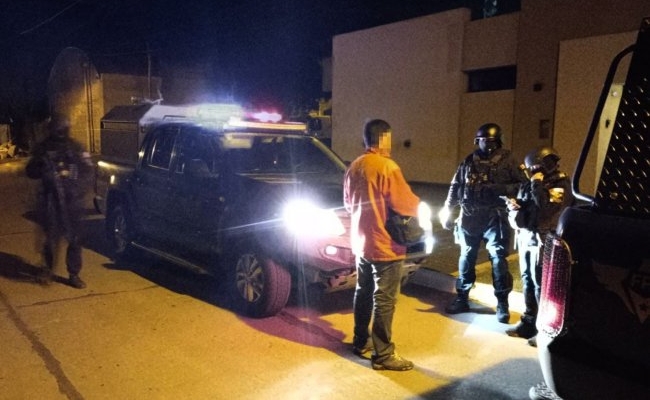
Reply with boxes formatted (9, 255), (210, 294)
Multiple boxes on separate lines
(218, 134), (345, 175)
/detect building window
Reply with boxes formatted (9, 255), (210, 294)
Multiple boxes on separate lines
(466, 66), (517, 93)
(539, 119), (552, 139)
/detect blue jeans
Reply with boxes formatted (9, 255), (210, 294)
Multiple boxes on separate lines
(353, 257), (402, 361)
(455, 220), (512, 300)
(517, 230), (542, 323)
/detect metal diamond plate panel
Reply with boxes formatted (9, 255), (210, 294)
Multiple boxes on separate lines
(595, 18), (650, 217)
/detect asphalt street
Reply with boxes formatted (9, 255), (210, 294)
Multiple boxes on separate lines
(0, 158), (535, 399)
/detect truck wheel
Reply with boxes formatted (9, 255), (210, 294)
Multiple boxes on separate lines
(107, 204), (134, 260)
(229, 248), (291, 318)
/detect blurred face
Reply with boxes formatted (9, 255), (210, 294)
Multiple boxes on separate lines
(53, 125), (70, 139)
(50, 118), (71, 140)
(378, 130), (391, 154)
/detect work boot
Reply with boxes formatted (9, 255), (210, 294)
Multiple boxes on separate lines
(445, 295), (470, 314)
(496, 300), (510, 323)
(527, 335), (537, 347)
(68, 274), (86, 289)
(352, 339), (373, 357)
(506, 320), (537, 339)
(371, 353), (414, 371)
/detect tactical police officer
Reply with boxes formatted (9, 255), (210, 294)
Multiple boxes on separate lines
(439, 123), (527, 323)
(26, 114), (93, 289)
(505, 146), (573, 344)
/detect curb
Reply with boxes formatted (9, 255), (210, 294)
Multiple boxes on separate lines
(408, 265), (525, 315)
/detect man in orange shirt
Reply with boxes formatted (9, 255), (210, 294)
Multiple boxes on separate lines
(343, 119), (420, 371)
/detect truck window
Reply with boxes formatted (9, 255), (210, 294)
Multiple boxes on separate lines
(175, 130), (214, 174)
(147, 127), (178, 170)
(221, 135), (343, 174)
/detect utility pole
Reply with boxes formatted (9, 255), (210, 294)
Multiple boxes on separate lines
(147, 42), (152, 100)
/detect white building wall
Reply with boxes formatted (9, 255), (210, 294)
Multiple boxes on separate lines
(459, 12), (518, 166)
(331, 0), (650, 185)
(332, 8), (521, 183)
(555, 32), (636, 195)
(514, 0), (650, 161)
(462, 13), (519, 69)
(332, 9), (470, 183)
(459, 90), (515, 160)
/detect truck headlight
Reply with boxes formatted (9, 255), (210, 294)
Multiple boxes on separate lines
(282, 200), (345, 237)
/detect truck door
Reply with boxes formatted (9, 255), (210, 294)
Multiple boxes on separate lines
(133, 125), (180, 240)
(168, 127), (226, 255)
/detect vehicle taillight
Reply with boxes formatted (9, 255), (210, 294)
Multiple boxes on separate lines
(537, 233), (573, 338)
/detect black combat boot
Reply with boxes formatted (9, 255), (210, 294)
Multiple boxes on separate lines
(496, 298), (510, 323)
(69, 274), (86, 289)
(506, 319), (537, 339)
(445, 292), (470, 314)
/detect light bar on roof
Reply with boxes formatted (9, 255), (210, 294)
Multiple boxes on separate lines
(192, 103), (244, 121)
(251, 111), (282, 123)
(226, 117), (307, 131)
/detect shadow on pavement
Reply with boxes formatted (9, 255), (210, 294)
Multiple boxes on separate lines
(415, 358), (542, 399)
(402, 283), (496, 316)
(0, 252), (42, 283)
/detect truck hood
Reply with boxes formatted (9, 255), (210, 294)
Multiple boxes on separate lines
(236, 172), (345, 209)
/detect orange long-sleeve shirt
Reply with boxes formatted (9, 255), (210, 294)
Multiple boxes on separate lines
(343, 149), (420, 261)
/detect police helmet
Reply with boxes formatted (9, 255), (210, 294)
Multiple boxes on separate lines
(474, 123), (503, 146)
(525, 146), (560, 174)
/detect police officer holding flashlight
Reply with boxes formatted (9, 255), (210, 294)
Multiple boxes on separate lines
(504, 146), (573, 345)
(439, 123), (526, 323)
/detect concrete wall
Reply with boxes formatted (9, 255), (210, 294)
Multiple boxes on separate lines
(98, 73), (162, 154)
(462, 12), (518, 69)
(47, 47), (103, 152)
(331, 9), (519, 183)
(459, 90), (515, 160)
(47, 47), (164, 154)
(332, 9), (470, 183)
(555, 32), (636, 196)
(513, 0), (650, 160)
(331, 0), (650, 186)
(101, 73), (162, 115)
(459, 12), (518, 162)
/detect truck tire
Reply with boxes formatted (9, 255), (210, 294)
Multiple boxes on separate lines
(229, 247), (291, 318)
(106, 204), (135, 260)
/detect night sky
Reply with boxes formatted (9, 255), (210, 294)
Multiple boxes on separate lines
(1, 0), (489, 120)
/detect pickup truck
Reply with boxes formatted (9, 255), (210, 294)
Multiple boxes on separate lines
(93, 105), (434, 318)
(531, 17), (650, 400)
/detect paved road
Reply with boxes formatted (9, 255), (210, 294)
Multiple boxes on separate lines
(0, 159), (539, 399)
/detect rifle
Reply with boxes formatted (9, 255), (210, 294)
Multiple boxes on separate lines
(42, 151), (73, 236)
